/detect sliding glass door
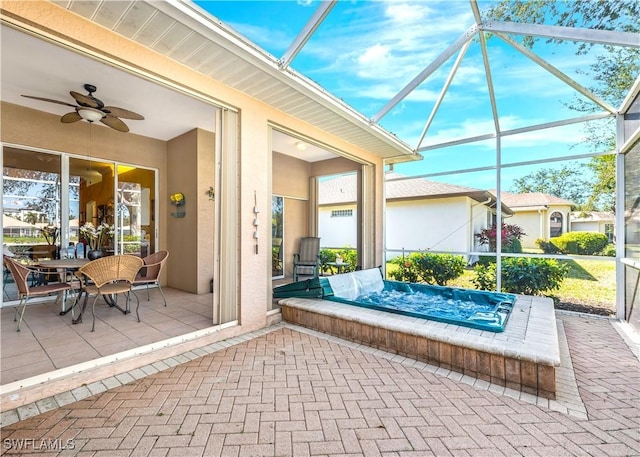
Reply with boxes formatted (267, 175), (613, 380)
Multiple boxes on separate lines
(3, 146), (157, 303)
(3, 148), (61, 262)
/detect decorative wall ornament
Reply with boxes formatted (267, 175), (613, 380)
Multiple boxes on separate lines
(170, 192), (185, 218)
(253, 190), (259, 254)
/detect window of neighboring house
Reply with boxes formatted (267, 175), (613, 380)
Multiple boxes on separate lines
(605, 223), (614, 242)
(550, 211), (563, 237)
(331, 209), (353, 217)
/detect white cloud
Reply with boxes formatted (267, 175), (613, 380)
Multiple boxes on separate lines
(385, 2), (432, 23)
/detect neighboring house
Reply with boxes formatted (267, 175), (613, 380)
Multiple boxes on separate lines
(319, 173), (513, 256)
(570, 211), (615, 242)
(495, 191), (575, 249)
(317, 174), (358, 249)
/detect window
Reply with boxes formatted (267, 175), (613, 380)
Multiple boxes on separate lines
(605, 223), (614, 243)
(550, 211), (563, 238)
(331, 209), (353, 217)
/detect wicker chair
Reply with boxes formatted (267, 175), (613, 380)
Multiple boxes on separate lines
(292, 237), (321, 282)
(133, 250), (169, 307)
(77, 255), (144, 331)
(3, 256), (71, 332)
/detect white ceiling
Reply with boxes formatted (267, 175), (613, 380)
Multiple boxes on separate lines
(1, 25), (337, 162)
(1, 26), (216, 141)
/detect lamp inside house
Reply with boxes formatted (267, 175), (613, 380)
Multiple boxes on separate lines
(78, 107), (105, 123)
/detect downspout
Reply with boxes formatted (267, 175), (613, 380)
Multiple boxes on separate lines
(538, 208), (544, 240)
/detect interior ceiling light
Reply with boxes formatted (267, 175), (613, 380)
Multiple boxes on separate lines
(295, 141), (307, 151)
(77, 107), (105, 123)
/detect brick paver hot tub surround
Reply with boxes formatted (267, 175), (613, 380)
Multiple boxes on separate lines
(280, 294), (560, 398)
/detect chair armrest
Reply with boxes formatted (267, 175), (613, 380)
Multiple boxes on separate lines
(22, 264), (49, 277)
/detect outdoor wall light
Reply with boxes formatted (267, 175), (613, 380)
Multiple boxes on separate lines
(295, 141), (307, 151)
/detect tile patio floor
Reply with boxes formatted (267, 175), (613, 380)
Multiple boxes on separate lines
(1, 311), (639, 456)
(1, 287), (213, 385)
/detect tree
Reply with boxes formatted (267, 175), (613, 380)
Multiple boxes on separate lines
(484, 0), (639, 212)
(510, 165), (592, 208)
(586, 155), (616, 212)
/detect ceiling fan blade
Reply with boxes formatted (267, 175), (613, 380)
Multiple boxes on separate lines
(61, 112), (82, 123)
(70, 91), (103, 109)
(103, 106), (145, 120)
(101, 115), (129, 132)
(21, 95), (76, 107)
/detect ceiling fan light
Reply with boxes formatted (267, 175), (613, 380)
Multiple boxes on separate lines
(78, 107), (104, 123)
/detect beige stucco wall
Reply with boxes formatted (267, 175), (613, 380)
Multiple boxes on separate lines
(165, 128), (215, 294)
(509, 205), (572, 248)
(2, 2), (387, 337)
(508, 212), (545, 248)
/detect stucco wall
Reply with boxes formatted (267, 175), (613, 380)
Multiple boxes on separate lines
(509, 206), (572, 248)
(166, 128), (215, 294)
(508, 212), (545, 248)
(386, 197), (470, 253)
(318, 204), (358, 248)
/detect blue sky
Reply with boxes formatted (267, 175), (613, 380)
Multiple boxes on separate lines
(194, 1), (620, 190)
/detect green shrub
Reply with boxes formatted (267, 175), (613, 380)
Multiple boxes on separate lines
(389, 252), (466, 285)
(472, 261), (496, 291)
(502, 238), (522, 253)
(600, 243), (616, 257)
(336, 247), (357, 272)
(388, 253), (421, 282)
(472, 257), (568, 296)
(320, 247), (357, 273)
(536, 238), (561, 254)
(550, 232), (609, 255)
(413, 253), (466, 285)
(319, 249), (335, 274)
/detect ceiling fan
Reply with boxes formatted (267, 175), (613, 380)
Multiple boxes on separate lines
(22, 83), (144, 133)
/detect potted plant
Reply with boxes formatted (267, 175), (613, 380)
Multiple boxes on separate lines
(80, 222), (114, 259)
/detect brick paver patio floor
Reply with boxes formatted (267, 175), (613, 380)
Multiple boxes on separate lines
(1, 313), (639, 456)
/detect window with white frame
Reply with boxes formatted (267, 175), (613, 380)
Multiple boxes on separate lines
(331, 209), (353, 217)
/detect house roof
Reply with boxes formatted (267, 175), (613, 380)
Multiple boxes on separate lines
(319, 173), (514, 215)
(2, 214), (36, 229)
(495, 191), (574, 209)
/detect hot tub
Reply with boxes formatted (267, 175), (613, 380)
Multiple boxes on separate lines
(274, 268), (516, 332)
(275, 268), (559, 399)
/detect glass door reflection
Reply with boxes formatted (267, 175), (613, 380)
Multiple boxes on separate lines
(272, 195), (284, 278)
(70, 157), (115, 256)
(117, 165), (155, 257)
